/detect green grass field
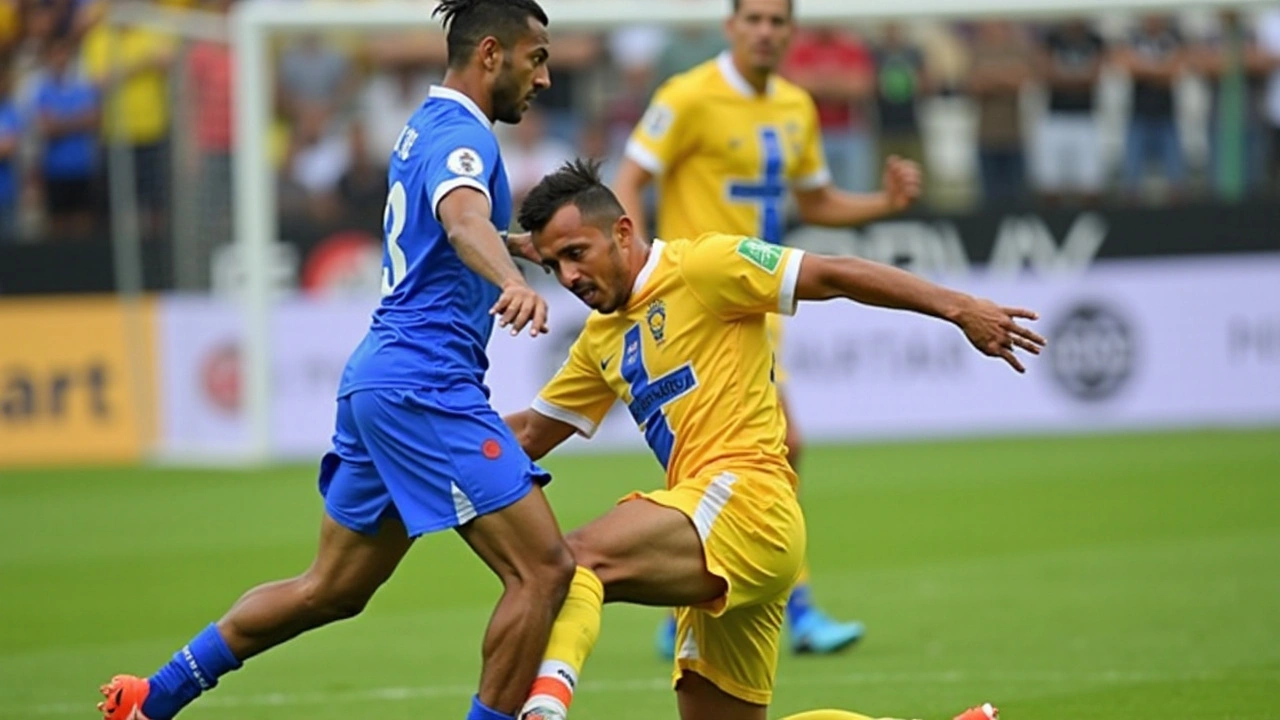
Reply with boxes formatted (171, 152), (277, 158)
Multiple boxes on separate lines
(2, 428), (1279, 720)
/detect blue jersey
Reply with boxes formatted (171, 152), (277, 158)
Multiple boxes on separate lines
(34, 76), (99, 179)
(0, 101), (23, 204)
(339, 86), (512, 396)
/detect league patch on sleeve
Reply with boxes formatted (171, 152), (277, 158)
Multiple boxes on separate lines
(736, 237), (784, 274)
(641, 104), (674, 139)
(447, 147), (484, 177)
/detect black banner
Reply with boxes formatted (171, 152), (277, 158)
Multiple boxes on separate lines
(1, 199), (1276, 295)
(783, 199), (1280, 276)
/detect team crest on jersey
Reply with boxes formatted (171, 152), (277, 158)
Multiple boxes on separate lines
(646, 299), (667, 345)
(447, 147), (484, 177)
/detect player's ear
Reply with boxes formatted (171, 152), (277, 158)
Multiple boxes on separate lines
(478, 35), (503, 72)
(614, 215), (634, 250)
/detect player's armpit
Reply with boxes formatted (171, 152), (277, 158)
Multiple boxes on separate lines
(504, 408), (577, 461)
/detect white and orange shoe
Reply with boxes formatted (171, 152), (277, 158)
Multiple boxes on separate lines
(953, 703), (998, 720)
(98, 674), (153, 720)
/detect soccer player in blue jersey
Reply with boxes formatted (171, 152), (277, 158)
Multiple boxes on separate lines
(97, 3), (579, 720)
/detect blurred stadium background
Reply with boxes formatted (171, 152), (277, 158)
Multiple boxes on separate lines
(1, 0), (1278, 718)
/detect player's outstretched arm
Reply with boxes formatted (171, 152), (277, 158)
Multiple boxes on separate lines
(503, 409), (577, 461)
(792, 156), (921, 228)
(438, 187), (548, 337)
(795, 253), (1047, 373)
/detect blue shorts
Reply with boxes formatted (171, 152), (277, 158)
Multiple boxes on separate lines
(318, 385), (550, 537)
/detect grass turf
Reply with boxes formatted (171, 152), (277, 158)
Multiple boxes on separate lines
(1, 428), (1277, 719)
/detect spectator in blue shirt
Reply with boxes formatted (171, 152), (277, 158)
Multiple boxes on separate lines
(0, 61), (23, 242)
(34, 37), (99, 239)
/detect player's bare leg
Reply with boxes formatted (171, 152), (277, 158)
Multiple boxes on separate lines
(783, 707), (999, 720)
(675, 669), (1000, 720)
(677, 670), (767, 720)
(101, 488), (573, 720)
(100, 512), (415, 720)
(777, 391), (865, 656)
(218, 513), (414, 657)
(521, 497), (725, 720)
(569, 497), (726, 606)
(456, 485), (576, 715)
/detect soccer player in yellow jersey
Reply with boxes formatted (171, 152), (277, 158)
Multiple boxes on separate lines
(503, 160), (1042, 720)
(614, 0), (923, 657)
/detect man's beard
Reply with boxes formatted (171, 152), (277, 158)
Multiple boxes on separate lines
(491, 64), (525, 124)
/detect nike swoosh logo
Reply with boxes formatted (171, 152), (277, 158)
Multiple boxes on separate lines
(601, 355), (614, 371)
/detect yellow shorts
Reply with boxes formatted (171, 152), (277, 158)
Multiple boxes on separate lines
(766, 313), (788, 385)
(624, 468), (806, 705)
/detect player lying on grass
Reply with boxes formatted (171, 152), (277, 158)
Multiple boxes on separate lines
(500, 159), (1045, 720)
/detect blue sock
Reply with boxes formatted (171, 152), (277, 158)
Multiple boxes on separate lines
(141, 624), (242, 720)
(466, 695), (515, 720)
(786, 582), (815, 626)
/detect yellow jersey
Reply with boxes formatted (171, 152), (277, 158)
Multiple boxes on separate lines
(533, 234), (805, 487)
(82, 25), (174, 145)
(625, 52), (829, 246)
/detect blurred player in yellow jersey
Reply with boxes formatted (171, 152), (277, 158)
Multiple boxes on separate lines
(503, 159), (1042, 720)
(614, 0), (923, 658)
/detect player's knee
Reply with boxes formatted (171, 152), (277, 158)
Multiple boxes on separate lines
(542, 541), (577, 604)
(564, 530), (622, 591)
(504, 539), (576, 606)
(299, 574), (375, 622)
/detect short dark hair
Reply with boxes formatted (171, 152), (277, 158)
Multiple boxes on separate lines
(433, 0), (549, 70)
(731, 0), (793, 17)
(518, 159), (626, 234)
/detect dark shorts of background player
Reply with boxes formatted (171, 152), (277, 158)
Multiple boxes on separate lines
(132, 140), (169, 213)
(94, 140), (170, 217)
(45, 176), (95, 216)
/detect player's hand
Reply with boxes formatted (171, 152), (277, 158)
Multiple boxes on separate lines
(505, 231), (548, 271)
(491, 279), (550, 338)
(882, 155), (922, 212)
(953, 297), (1046, 374)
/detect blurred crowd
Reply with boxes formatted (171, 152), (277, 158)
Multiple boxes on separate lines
(1, 0), (1280, 254)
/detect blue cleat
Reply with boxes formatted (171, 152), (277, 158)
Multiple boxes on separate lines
(788, 609), (865, 655)
(656, 613), (677, 661)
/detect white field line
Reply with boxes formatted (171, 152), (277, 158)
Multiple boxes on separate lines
(16, 668), (1252, 716)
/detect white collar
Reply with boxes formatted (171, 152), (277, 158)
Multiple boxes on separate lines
(428, 85), (492, 127)
(716, 51), (774, 98)
(631, 239), (665, 297)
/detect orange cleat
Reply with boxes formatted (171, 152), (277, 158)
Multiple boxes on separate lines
(98, 674), (152, 720)
(953, 703), (998, 720)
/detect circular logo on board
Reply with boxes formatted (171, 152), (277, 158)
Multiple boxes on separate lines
(1047, 302), (1137, 402)
(200, 341), (241, 414)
